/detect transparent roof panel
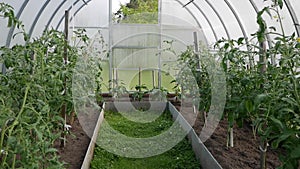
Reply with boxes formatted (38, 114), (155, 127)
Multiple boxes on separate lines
(1, 0), (300, 47)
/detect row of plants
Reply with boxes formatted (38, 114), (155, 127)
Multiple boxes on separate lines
(174, 1), (299, 169)
(91, 110), (199, 169)
(108, 79), (176, 102)
(0, 3), (102, 168)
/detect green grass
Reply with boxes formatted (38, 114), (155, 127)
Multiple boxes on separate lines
(90, 111), (200, 169)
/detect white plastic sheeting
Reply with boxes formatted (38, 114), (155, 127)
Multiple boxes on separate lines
(1, 0), (299, 85)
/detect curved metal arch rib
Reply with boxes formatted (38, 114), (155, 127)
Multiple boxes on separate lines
(45, 0), (68, 31)
(191, 1), (219, 42)
(6, 0), (29, 47)
(55, 0), (87, 30)
(223, 0), (254, 67)
(69, 0), (92, 23)
(28, 0), (51, 38)
(223, 0), (249, 42)
(174, 0), (208, 44)
(204, 0), (231, 40)
(56, 0), (208, 44)
(283, 0), (300, 36)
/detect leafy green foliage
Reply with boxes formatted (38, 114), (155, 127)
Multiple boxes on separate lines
(214, 1), (300, 168)
(131, 84), (149, 101)
(0, 3), (103, 167)
(0, 3), (22, 28)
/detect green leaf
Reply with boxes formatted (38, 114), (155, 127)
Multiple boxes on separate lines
(237, 37), (244, 45)
(228, 112), (235, 127)
(290, 144), (300, 158)
(271, 132), (292, 148)
(275, 41), (281, 50)
(35, 127), (43, 140)
(282, 97), (298, 107)
(269, 116), (284, 130)
(254, 94), (268, 105)
(245, 100), (254, 113)
(45, 148), (58, 154)
(280, 108), (295, 114)
(277, 0), (284, 9)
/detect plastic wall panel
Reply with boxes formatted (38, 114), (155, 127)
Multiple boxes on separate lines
(161, 25), (206, 47)
(111, 24), (160, 46)
(113, 48), (159, 69)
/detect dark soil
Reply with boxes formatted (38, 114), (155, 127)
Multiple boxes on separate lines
(57, 118), (91, 169)
(194, 118), (282, 169)
(172, 101), (283, 169)
(57, 99), (288, 169)
(56, 107), (99, 169)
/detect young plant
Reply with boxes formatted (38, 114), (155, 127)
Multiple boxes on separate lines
(131, 84), (148, 101)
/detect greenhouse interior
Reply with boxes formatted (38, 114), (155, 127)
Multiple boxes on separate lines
(0, 0), (299, 168)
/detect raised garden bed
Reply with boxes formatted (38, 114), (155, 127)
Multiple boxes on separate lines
(58, 100), (291, 169)
(85, 101), (222, 169)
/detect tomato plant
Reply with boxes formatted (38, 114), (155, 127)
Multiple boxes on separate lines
(0, 3), (104, 168)
(214, 1), (300, 168)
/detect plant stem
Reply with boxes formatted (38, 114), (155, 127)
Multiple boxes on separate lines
(11, 154), (16, 169)
(229, 127), (234, 147)
(1, 85), (30, 167)
(260, 139), (268, 169)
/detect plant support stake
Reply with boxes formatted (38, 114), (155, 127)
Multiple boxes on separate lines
(259, 40), (267, 169)
(61, 10), (69, 148)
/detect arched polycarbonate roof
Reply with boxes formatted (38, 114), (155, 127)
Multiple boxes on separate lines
(1, 0), (300, 48)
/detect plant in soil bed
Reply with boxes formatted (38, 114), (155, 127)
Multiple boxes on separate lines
(108, 79), (129, 100)
(0, 3), (104, 167)
(213, 1), (300, 168)
(131, 84), (149, 101)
